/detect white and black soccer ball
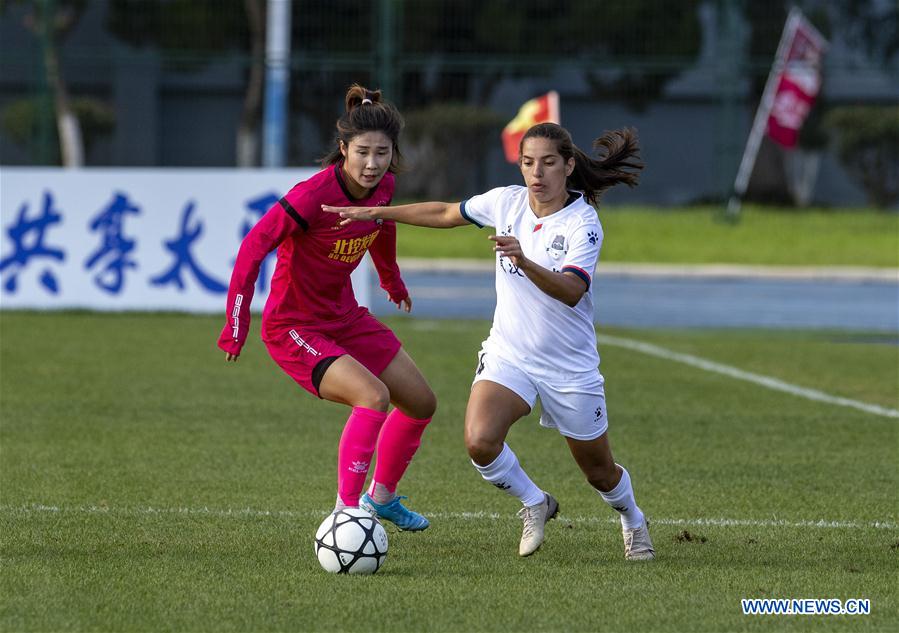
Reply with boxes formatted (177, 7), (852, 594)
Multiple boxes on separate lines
(314, 508), (388, 574)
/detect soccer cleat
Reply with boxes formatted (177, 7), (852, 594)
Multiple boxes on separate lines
(359, 493), (430, 531)
(517, 492), (559, 557)
(623, 521), (655, 560)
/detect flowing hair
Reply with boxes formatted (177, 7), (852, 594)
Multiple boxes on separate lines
(520, 123), (643, 205)
(320, 84), (404, 172)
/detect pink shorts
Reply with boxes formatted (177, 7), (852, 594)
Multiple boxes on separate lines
(262, 306), (402, 397)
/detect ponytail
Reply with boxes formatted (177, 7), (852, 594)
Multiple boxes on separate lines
(321, 83), (404, 172)
(520, 123), (643, 205)
(344, 83), (381, 112)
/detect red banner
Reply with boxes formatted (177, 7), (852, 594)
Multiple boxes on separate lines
(501, 91), (560, 163)
(766, 15), (827, 148)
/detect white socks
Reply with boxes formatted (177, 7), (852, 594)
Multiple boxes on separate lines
(474, 447), (646, 529)
(472, 443), (545, 507)
(598, 465), (645, 529)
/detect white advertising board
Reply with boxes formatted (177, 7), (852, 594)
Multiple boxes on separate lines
(0, 167), (371, 312)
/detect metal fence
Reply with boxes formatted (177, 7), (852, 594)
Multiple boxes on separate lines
(1, 0), (896, 205)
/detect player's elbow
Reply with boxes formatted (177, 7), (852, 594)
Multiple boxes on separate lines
(558, 272), (589, 307)
(559, 279), (587, 308)
(558, 283), (586, 307)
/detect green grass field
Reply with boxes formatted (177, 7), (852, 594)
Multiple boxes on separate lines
(1, 312), (897, 631)
(395, 205), (899, 267)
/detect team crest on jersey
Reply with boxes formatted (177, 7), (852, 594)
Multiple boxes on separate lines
(547, 234), (566, 259)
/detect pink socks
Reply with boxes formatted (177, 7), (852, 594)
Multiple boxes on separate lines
(368, 409), (432, 502)
(337, 407), (387, 506)
(337, 407), (432, 506)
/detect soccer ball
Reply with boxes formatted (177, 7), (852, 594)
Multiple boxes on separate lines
(314, 508), (388, 574)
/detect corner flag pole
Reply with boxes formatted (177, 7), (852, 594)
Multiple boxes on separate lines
(726, 7), (801, 218)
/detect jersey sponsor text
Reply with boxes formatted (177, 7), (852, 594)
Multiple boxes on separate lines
(329, 230), (380, 263)
(230, 294), (243, 339)
(289, 329), (321, 356)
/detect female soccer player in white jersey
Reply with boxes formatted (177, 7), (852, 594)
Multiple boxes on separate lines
(323, 122), (654, 560)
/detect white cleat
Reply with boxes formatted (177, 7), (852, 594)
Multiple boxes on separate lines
(517, 493), (559, 557)
(623, 521), (655, 560)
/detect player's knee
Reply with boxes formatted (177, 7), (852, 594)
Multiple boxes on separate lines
(392, 385), (436, 420)
(465, 430), (502, 465)
(415, 387), (437, 419)
(355, 382), (391, 412)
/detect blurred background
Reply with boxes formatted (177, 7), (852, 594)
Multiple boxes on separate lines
(1, 0), (897, 209)
(3, 8), (899, 631)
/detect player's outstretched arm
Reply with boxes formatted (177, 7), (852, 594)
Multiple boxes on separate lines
(322, 202), (468, 229)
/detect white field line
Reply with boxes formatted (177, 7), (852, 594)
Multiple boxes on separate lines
(2, 504), (895, 531)
(597, 334), (899, 419)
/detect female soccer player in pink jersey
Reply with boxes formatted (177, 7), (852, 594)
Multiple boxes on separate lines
(217, 85), (434, 531)
(325, 123), (654, 559)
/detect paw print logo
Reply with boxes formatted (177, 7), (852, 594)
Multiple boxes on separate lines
(587, 231), (599, 245)
(594, 406), (603, 420)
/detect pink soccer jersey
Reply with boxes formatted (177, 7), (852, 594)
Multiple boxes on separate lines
(217, 165), (407, 356)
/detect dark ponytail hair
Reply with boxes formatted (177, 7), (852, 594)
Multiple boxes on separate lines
(320, 84), (404, 172)
(520, 123), (643, 205)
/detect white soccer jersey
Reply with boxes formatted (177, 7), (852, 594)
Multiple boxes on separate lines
(460, 185), (604, 380)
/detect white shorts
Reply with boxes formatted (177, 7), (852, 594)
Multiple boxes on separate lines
(472, 351), (609, 441)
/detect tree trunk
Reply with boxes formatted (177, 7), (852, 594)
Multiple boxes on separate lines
(237, 0), (266, 167)
(40, 10), (84, 167)
(50, 63), (83, 167)
(20, 3), (88, 166)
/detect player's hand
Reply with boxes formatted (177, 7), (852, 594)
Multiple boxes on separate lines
(390, 293), (413, 313)
(225, 352), (239, 362)
(489, 235), (529, 269)
(321, 204), (377, 227)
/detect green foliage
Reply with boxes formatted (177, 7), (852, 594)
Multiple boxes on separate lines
(106, 0), (250, 68)
(398, 103), (505, 199)
(836, 0), (898, 63)
(402, 0), (701, 59)
(289, 0), (372, 54)
(0, 0), (89, 28)
(1, 96), (115, 156)
(1, 313), (897, 631)
(401, 0), (701, 108)
(825, 106), (899, 208)
(2, 98), (42, 147)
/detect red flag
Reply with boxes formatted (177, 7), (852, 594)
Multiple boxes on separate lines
(501, 91), (560, 163)
(766, 14), (827, 148)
